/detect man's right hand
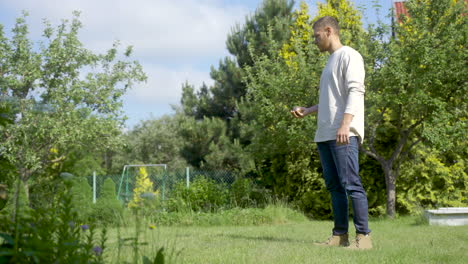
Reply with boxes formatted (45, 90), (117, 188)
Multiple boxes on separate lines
(291, 106), (307, 118)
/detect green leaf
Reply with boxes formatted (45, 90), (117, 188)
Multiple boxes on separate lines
(0, 233), (13, 246)
(154, 247), (165, 264)
(142, 256), (153, 264)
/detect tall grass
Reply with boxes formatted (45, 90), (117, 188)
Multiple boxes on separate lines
(146, 203), (307, 227)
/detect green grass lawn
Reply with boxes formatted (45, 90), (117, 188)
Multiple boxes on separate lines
(105, 216), (468, 264)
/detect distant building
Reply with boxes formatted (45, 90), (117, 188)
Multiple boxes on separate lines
(392, 0), (409, 37)
(394, 0), (409, 24)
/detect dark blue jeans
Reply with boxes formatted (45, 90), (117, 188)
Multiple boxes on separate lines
(317, 136), (371, 235)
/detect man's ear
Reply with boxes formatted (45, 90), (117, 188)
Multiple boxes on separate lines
(325, 26), (332, 37)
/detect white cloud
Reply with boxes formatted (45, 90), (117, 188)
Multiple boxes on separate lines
(1, 0), (257, 123)
(2, 0), (252, 119)
(4, 0), (249, 60)
(126, 64), (214, 104)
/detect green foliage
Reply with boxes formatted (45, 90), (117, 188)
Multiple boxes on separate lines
(142, 248), (166, 264)
(362, 0), (467, 216)
(177, 0), (296, 177)
(128, 167), (160, 210)
(90, 178), (123, 224)
(1, 179), (31, 220)
(112, 115), (187, 173)
(0, 11), (146, 196)
(181, 0), (295, 121)
(70, 177), (93, 222)
(61, 148), (107, 178)
(397, 145), (468, 213)
(177, 115), (249, 170)
(242, 11), (325, 215)
(167, 176), (228, 213)
(27, 173), (68, 211)
(229, 177), (276, 208)
(0, 180), (107, 263)
(0, 184), (6, 211)
(230, 178), (254, 207)
(280, 2), (310, 64)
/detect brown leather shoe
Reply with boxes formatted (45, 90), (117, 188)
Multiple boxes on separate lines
(346, 233), (372, 250)
(314, 234), (350, 247)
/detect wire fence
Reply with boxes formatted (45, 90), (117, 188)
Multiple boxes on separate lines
(86, 168), (237, 204)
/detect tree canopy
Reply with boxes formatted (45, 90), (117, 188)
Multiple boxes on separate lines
(0, 12), (146, 199)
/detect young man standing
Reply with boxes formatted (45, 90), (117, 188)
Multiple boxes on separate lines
(291, 16), (372, 249)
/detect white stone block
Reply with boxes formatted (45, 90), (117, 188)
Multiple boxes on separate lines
(425, 207), (468, 226)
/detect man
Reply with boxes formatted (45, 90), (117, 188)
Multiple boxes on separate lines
(291, 16), (372, 250)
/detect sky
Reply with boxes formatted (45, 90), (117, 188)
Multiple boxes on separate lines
(0, 0), (394, 129)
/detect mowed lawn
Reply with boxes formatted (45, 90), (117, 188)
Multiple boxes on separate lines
(105, 216), (468, 264)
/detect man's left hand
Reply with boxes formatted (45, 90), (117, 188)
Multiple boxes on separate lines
(336, 125), (350, 145)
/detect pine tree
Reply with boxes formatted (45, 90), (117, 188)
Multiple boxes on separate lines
(181, 0), (295, 121)
(91, 177), (123, 223)
(179, 0), (296, 170)
(70, 177), (93, 221)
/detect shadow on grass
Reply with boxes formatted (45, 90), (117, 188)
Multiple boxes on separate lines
(216, 234), (313, 244)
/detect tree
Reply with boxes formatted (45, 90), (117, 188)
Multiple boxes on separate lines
(0, 12), (146, 205)
(177, 115), (230, 168)
(181, 0), (295, 121)
(362, 0), (467, 217)
(178, 0), (296, 172)
(112, 115), (187, 172)
(242, 1), (322, 201)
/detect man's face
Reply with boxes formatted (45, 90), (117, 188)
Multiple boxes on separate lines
(313, 26), (329, 52)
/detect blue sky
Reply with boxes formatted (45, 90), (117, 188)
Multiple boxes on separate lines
(0, 0), (394, 129)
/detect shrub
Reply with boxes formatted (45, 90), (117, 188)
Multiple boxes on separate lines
(167, 176), (228, 212)
(0, 184), (8, 211)
(0, 180), (107, 263)
(229, 178), (273, 208)
(230, 178), (253, 207)
(90, 178), (123, 224)
(70, 177), (94, 222)
(0, 179), (31, 220)
(128, 167), (160, 213)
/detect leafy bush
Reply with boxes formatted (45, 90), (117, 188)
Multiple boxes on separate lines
(230, 178), (253, 207)
(0, 179), (32, 220)
(70, 177), (94, 222)
(0, 180), (107, 263)
(0, 184), (8, 211)
(397, 146), (468, 214)
(167, 176), (228, 212)
(90, 178), (124, 225)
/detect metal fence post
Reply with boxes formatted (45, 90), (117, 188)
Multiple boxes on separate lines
(92, 171), (96, 204)
(186, 167), (190, 188)
(162, 169), (166, 201)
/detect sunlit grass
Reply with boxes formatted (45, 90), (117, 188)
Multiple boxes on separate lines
(103, 212), (468, 264)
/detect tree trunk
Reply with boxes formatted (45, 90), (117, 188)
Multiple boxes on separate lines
(383, 163), (397, 218)
(11, 176), (25, 222)
(19, 168), (30, 202)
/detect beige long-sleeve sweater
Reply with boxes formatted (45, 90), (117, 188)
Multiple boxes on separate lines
(314, 46), (365, 143)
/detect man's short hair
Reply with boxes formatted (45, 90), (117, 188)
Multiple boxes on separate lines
(313, 16), (340, 35)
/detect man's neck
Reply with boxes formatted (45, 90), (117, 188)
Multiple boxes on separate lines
(328, 39), (343, 54)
